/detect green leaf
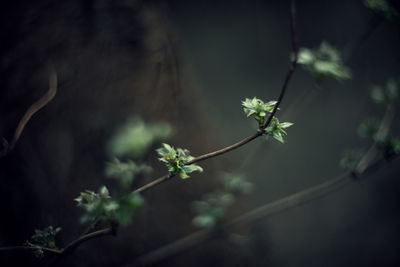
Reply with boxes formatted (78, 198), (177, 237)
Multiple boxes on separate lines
(272, 131), (284, 143)
(179, 171), (190, 179)
(182, 164), (203, 174)
(279, 122), (294, 128)
(264, 117), (293, 143)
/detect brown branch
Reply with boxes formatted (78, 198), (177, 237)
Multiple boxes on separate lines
(61, 227), (114, 254)
(135, 154), (399, 266)
(0, 245), (62, 254)
(186, 132), (262, 165)
(0, 70), (57, 157)
(261, 0), (297, 131)
(133, 173), (173, 194)
(0, 227), (114, 259)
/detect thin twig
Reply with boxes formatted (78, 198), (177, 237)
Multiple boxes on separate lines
(0, 70), (57, 157)
(0, 227), (114, 261)
(261, 0), (297, 131)
(0, 245), (62, 254)
(62, 227), (114, 254)
(133, 173), (173, 194)
(186, 132), (262, 165)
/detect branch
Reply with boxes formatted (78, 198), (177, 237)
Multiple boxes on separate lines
(0, 227), (114, 261)
(261, 0), (297, 131)
(61, 227), (114, 254)
(0, 246), (62, 254)
(135, 153), (399, 266)
(0, 70), (57, 157)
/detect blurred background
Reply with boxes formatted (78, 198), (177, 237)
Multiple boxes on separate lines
(0, 0), (399, 266)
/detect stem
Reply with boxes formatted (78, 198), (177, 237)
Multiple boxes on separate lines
(62, 227), (114, 254)
(0, 227), (114, 257)
(261, 0), (298, 130)
(0, 246), (62, 254)
(135, 154), (399, 265)
(0, 70), (57, 157)
(187, 132), (262, 165)
(132, 131), (262, 194)
(133, 173), (173, 194)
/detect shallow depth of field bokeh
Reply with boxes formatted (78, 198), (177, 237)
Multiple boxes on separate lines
(0, 0), (399, 266)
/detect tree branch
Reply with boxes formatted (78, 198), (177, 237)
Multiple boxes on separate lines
(261, 0), (297, 131)
(135, 153), (399, 266)
(0, 69), (57, 157)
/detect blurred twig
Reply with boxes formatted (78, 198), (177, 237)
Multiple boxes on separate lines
(0, 70), (57, 157)
(134, 153), (399, 266)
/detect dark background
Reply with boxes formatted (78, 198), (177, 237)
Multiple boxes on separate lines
(0, 0), (399, 266)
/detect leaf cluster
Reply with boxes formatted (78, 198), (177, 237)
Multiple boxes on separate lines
(75, 186), (144, 225)
(242, 97), (293, 143)
(371, 78), (400, 106)
(75, 186), (117, 223)
(242, 97), (278, 127)
(364, 0), (398, 19)
(192, 174), (252, 228)
(156, 143), (203, 179)
(107, 118), (172, 159)
(192, 193), (234, 228)
(297, 42), (351, 81)
(25, 226), (61, 258)
(223, 173), (253, 195)
(105, 158), (151, 189)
